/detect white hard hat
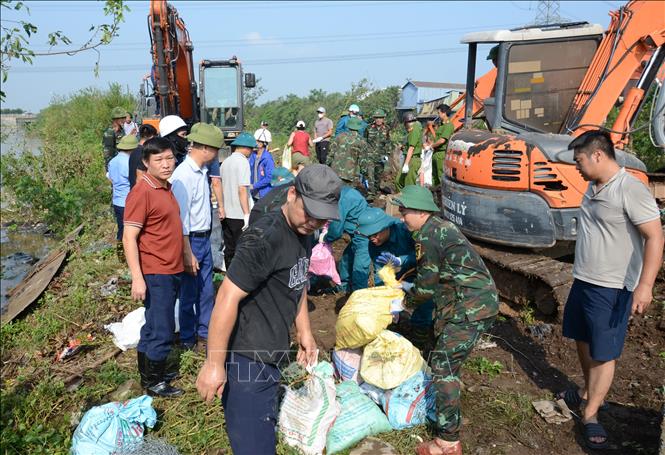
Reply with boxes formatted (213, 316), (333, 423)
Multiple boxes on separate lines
(317, 106), (326, 113)
(159, 115), (187, 137)
(254, 128), (272, 143)
(296, 120), (306, 128)
(349, 104), (360, 113)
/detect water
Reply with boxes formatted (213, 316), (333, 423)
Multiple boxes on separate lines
(1, 123), (55, 310)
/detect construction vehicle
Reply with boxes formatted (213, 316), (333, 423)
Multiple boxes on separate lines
(139, 0), (256, 143)
(438, 1), (664, 316)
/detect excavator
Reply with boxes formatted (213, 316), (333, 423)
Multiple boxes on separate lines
(437, 0), (664, 317)
(138, 0), (256, 143)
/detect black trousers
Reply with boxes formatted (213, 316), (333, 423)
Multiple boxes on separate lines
(221, 218), (245, 269)
(316, 141), (330, 164)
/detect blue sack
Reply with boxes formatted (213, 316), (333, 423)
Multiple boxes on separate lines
(381, 371), (436, 430)
(71, 395), (157, 455)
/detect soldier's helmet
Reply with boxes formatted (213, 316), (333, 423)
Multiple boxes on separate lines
(111, 107), (128, 119)
(372, 108), (386, 118)
(402, 112), (417, 123)
(347, 117), (363, 131)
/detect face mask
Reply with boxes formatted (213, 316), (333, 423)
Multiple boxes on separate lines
(318, 113), (324, 119)
(169, 133), (189, 156)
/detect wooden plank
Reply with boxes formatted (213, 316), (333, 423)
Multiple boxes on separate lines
(1, 224), (83, 325)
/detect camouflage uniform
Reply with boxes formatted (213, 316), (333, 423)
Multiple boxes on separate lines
(327, 131), (370, 185)
(364, 122), (391, 194)
(409, 214), (498, 441)
(102, 126), (124, 167)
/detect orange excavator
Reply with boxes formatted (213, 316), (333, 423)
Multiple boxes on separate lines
(139, 0), (256, 143)
(436, 1), (664, 315)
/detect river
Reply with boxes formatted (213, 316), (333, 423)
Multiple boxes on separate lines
(0, 123), (57, 311)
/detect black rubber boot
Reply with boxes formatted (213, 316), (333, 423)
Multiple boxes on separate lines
(144, 357), (184, 398)
(137, 351), (149, 388)
(163, 348), (181, 383)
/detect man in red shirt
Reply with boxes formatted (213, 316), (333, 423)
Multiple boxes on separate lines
(123, 136), (185, 398)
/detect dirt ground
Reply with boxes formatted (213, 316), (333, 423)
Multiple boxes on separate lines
(307, 239), (665, 455)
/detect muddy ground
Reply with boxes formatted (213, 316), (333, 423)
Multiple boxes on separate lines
(307, 240), (665, 455)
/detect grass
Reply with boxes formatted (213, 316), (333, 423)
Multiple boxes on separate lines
(464, 356), (504, 379)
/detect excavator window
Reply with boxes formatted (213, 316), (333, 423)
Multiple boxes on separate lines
(503, 38), (598, 133)
(203, 66), (240, 128)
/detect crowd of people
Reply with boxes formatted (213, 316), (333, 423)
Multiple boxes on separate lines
(102, 104), (662, 454)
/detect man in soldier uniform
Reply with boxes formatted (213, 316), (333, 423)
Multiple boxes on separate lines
(364, 108), (392, 196)
(391, 185), (498, 455)
(327, 117), (370, 190)
(103, 107), (128, 168)
(396, 112), (423, 191)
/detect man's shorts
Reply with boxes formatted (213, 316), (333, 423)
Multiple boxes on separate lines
(562, 279), (633, 361)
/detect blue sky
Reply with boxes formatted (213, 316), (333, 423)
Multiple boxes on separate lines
(2, 0), (622, 112)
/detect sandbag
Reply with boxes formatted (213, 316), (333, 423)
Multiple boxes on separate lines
(359, 381), (387, 406)
(309, 242), (341, 285)
(361, 330), (426, 389)
(335, 287), (403, 349)
(382, 371), (436, 430)
(332, 348), (363, 383)
(326, 381), (392, 454)
(71, 395), (157, 455)
(278, 361), (340, 455)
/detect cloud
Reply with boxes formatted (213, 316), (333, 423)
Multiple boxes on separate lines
(243, 32), (281, 47)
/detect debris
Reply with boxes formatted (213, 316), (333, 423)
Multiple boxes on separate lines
(532, 399), (573, 424)
(527, 323), (553, 340)
(100, 277), (119, 297)
(281, 361), (309, 390)
(55, 334), (95, 362)
(476, 339), (498, 350)
(104, 308), (145, 351)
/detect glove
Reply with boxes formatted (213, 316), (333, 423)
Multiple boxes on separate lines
(376, 252), (402, 268)
(390, 297), (404, 314)
(318, 227), (328, 244)
(402, 163), (409, 174)
(313, 136), (323, 143)
(400, 281), (415, 294)
(242, 214), (250, 230)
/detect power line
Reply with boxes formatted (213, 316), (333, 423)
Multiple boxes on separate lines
(8, 46), (466, 73)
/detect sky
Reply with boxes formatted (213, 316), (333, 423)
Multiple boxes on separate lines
(1, 0), (623, 113)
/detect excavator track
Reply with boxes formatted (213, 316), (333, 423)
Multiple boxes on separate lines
(469, 241), (574, 321)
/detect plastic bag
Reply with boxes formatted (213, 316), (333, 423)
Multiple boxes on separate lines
(308, 243), (341, 285)
(359, 382), (387, 406)
(326, 381), (392, 454)
(335, 287), (403, 349)
(361, 330), (426, 389)
(71, 395), (157, 455)
(278, 361), (340, 455)
(281, 145), (292, 169)
(382, 371), (436, 430)
(104, 307), (145, 351)
(419, 147), (433, 186)
(332, 348), (363, 383)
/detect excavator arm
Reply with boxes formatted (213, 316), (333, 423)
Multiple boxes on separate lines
(149, 0), (198, 122)
(564, 0), (665, 147)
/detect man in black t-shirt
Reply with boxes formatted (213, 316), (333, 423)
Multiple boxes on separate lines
(248, 181), (293, 224)
(196, 164), (342, 455)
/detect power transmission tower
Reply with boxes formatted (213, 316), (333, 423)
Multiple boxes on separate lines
(534, 0), (562, 25)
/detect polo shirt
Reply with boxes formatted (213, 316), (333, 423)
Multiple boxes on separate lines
(573, 167), (660, 291)
(124, 173), (184, 275)
(220, 151), (253, 220)
(170, 155), (212, 235)
(108, 152), (130, 207)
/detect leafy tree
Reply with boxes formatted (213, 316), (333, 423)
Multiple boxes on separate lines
(0, 0), (128, 100)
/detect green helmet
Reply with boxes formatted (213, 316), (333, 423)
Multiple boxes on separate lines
(372, 108), (386, 118)
(230, 131), (257, 149)
(116, 134), (139, 151)
(111, 107), (128, 119)
(390, 185), (439, 212)
(357, 207), (395, 236)
(187, 122), (224, 149)
(347, 117), (363, 131)
(487, 45), (499, 61)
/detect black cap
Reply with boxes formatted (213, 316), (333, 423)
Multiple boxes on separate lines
(294, 164), (342, 220)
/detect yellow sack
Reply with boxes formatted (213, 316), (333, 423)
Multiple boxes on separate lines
(360, 330), (425, 389)
(335, 286), (403, 350)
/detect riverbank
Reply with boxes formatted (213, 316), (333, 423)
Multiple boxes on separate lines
(1, 212), (663, 454)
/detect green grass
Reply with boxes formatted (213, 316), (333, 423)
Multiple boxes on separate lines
(464, 356), (504, 379)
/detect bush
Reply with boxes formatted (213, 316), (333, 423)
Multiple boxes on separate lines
(1, 84), (135, 232)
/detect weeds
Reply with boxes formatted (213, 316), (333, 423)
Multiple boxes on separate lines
(519, 305), (536, 326)
(465, 356), (504, 379)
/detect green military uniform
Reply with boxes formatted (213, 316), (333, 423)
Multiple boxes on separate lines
(432, 122), (454, 187)
(103, 107), (128, 167)
(391, 185), (498, 442)
(396, 121), (423, 191)
(364, 109), (392, 194)
(327, 118), (370, 185)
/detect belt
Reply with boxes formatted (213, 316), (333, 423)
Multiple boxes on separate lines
(189, 230), (211, 238)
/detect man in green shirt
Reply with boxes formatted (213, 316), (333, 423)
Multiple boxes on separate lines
(103, 107), (127, 168)
(364, 108), (392, 196)
(395, 112), (423, 191)
(430, 104), (455, 187)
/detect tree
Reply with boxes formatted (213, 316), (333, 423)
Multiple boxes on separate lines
(0, 0), (128, 100)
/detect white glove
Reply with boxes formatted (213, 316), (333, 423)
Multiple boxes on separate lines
(390, 297), (404, 314)
(313, 136), (323, 143)
(400, 281), (415, 293)
(242, 214), (250, 230)
(402, 163), (409, 174)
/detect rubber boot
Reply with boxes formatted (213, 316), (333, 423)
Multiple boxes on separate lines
(163, 348), (181, 383)
(144, 357), (184, 398)
(137, 351), (149, 388)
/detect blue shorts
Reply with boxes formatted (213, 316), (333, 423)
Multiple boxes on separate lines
(222, 352), (281, 455)
(562, 279), (632, 361)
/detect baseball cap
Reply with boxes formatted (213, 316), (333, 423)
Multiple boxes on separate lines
(317, 107), (326, 113)
(294, 164), (342, 220)
(296, 120), (306, 128)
